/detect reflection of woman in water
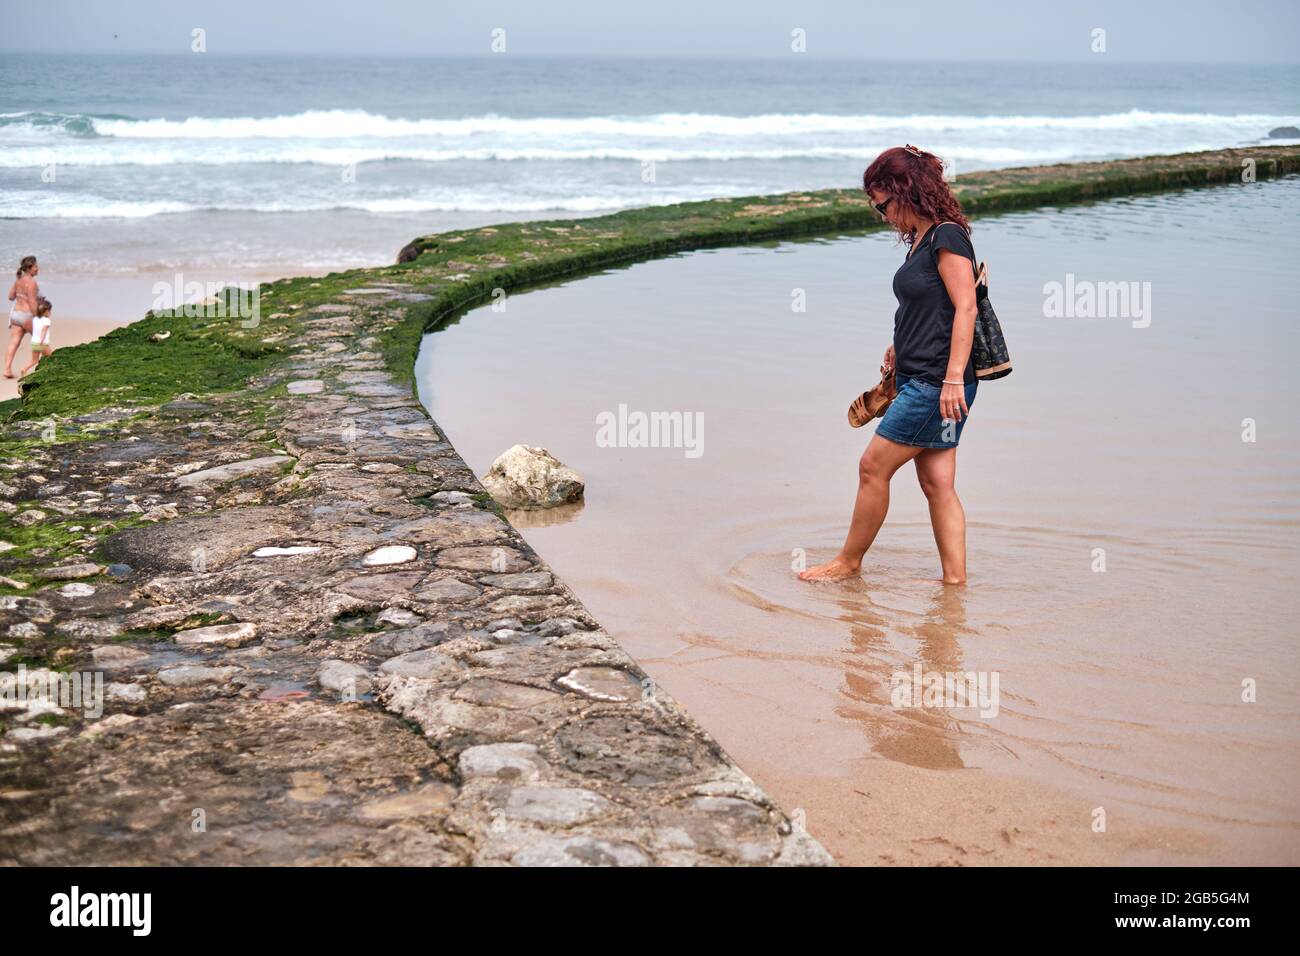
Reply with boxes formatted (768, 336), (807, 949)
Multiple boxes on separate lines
(5, 255), (41, 379)
(801, 146), (980, 585)
(835, 586), (971, 770)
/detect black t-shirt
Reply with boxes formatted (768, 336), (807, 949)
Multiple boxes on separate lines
(891, 222), (977, 386)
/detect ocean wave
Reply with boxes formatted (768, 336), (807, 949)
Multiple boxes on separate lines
(1, 107), (1296, 142)
(81, 108), (1300, 138)
(0, 142), (1111, 168)
(0, 111), (106, 138)
(0, 199), (197, 219)
(0, 191), (721, 219)
(1, 106), (1292, 171)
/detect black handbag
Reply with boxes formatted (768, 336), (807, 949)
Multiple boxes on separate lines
(930, 224), (1012, 380)
(971, 262), (1012, 380)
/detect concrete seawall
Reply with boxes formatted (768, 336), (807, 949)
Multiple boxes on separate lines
(1, 146), (1296, 865)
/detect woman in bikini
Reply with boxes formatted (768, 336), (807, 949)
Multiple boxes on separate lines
(800, 146), (980, 586)
(6, 256), (41, 379)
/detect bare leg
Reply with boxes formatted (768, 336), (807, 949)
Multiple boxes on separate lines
(800, 434), (922, 580)
(3, 324), (24, 377)
(914, 447), (967, 585)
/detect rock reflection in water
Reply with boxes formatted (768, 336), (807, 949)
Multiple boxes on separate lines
(503, 499), (586, 529)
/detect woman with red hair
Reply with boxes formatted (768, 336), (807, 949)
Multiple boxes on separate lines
(801, 145), (980, 585)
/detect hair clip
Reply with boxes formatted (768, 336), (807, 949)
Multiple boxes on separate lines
(904, 144), (924, 155)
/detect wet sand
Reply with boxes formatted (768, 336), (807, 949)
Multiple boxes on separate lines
(418, 178), (1300, 864)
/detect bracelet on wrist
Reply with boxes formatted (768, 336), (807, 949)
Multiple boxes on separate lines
(942, 378), (964, 386)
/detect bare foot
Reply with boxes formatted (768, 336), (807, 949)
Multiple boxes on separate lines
(798, 555), (861, 581)
(2, 371), (13, 379)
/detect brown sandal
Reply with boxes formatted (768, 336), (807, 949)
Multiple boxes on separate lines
(847, 366), (897, 428)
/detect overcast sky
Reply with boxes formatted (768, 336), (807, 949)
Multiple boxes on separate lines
(2, 0), (1297, 62)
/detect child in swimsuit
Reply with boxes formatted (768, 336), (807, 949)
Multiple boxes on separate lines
(20, 298), (52, 377)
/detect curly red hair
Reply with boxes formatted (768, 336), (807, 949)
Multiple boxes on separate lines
(862, 145), (969, 247)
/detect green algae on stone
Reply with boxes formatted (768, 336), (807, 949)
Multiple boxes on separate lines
(15, 308), (285, 421)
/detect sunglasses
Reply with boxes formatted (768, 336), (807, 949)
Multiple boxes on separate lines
(872, 196), (892, 218)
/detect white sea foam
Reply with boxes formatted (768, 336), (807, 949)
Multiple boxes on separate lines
(0, 191), (714, 219)
(0, 143), (1110, 168)
(0, 108), (1295, 168)
(2, 107), (1295, 219)
(48, 108), (1300, 139)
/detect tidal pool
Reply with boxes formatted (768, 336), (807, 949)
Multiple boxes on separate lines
(417, 177), (1300, 865)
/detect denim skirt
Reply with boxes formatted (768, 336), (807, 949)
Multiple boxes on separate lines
(875, 375), (978, 449)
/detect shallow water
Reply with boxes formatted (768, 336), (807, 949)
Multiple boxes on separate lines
(417, 177), (1300, 863)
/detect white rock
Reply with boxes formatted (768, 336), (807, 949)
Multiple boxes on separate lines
(287, 379), (324, 395)
(14, 509), (47, 527)
(362, 545), (417, 567)
(556, 666), (644, 703)
(40, 562), (102, 580)
(157, 665), (241, 687)
(376, 607), (421, 627)
(458, 742), (545, 780)
(173, 622), (258, 647)
(57, 618), (123, 639)
(503, 787), (614, 826)
(432, 491), (473, 505)
(252, 546), (321, 558)
(377, 649), (462, 680)
(58, 583), (96, 598)
(7, 725), (67, 742)
(106, 682), (147, 703)
(317, 659), (372, 696)
(85, 713), (140, 736)
(479, 445), (584, 510)
(141, 504), (180, 522)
